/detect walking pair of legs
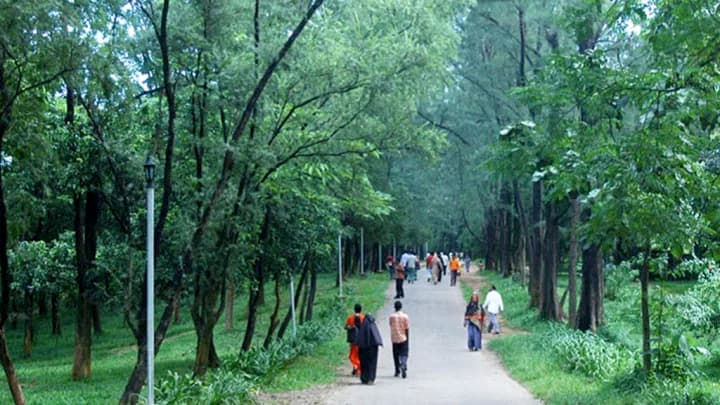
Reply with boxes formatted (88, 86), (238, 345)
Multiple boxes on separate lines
(394, 279), (404, 298)
(488, 312), (501, 334)
(467, 323), (482, 351)
(392, 341), (409, 378)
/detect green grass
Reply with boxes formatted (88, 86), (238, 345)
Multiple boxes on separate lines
(263, 271), (389, 392)
(474, 271), (719, 405)
(0, 272), (389, 404)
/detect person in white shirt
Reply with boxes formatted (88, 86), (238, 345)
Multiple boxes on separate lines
(483, 285), (504, 334)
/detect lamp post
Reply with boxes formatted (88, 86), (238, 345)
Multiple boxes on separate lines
(144, 156), (155, 405)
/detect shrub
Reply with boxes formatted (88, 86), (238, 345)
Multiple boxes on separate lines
(541, 323), (634, 381)
(156, 303), (343, 404)
(604, 261), (638, 301)
(668, 258), (716, 280)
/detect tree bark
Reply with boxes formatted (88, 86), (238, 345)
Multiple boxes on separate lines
(51, 293), (61, 335)
(241, 206), (271, 352)
(640, 245), (651, 375)
(305, 266), (317, 322)
(71, 195), (92, 380)
(263, 276), (282, 349)
(277, 259), (308, 340)
(225, 280), (234, 331)
(528, 179), (543, 308)
(23, 288), (33, 356)
(576, 243), (604, 332)
(539, 201), (559, 320)
(568, 196), (579, 328)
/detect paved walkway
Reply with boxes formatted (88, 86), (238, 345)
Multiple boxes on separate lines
(324, 268), (543, 405)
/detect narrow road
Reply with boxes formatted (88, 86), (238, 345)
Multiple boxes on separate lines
(324, 268), (542, 405)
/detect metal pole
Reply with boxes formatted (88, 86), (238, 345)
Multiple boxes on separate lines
(360, 228), (364, 275)
(146, 173), (155, 405)
(338, 233), (343, 297)
(289, 275), (296, 338)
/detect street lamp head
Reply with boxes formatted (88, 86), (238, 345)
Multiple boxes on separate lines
(144, 156), (155, 187)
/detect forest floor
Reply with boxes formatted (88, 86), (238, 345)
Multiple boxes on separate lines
(258, 266), (541, 404)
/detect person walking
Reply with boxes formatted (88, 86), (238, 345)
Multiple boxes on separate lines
(483, 285), (504, 334)
(440, 252), (449, 276)
(425, 253), (433, 282)
(406, 251), (418, 284)
(463, 253), (472, 273)
(449, 254), (460, 287)
(394, 259), (405, 298)
(464, 291), (484, 351)
(389, 300), (410, 378)
(345, 303), (365, 375)
(430, 252), (442, 285)
(354, 314), (383, 384)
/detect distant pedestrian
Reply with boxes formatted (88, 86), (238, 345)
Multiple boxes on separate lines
(449, 254), (460, 286)
(345, 303), (365, 375)
(425, 253), (433, 282)
(483, 285), (504, 334)
(430, 252), (442, 284)
(406, 251), (418, 284)
(464, 291), (484, 351)
(463, 253), (472, 273)
(354, 314), (383, 384)
(389, 301), (410, 378)
(440, 252), (450, 276)
(386, 255), (395, 280)
(394, 260), (405, 298)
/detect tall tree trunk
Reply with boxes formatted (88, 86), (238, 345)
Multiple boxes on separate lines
(528, 179), (543, 308)
(23, 288), (33, 356)
(71, 195), (92, 380)
(640, 245), (651, 375)
(225, 280), (234, 331)
(568, 196), (579, 328)
(576, 243), (604, 332)
(241, 206), (271, 352)
(277, 259), (309, 340)
(500, 181), (512, 277)
(539, 201), (559, 320)
(304, 266), (317, 322)
(51, 293), (61, 335)
(91, 303), (102, 336)
(37, 292), (47, 317)
(263, 276), (282, 349)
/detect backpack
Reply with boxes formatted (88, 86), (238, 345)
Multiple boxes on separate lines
(346, 315), (361, 343)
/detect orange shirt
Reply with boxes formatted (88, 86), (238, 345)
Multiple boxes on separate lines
(346, 313), (365, 330)
(449, 257), (460, 271)
(389, 311), (410, 343)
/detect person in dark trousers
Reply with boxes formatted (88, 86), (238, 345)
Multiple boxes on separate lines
(345, 303), (365, 375)
(354, 314), (383, 384)
(464, 291), (484, 351)
(389, 300), (410, 378)
(393, 259), (405, 299)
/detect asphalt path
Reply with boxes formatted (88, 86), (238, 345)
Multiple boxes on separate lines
(324, 268), (543, 405)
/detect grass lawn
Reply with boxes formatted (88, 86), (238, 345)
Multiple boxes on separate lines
(465, 270), (719, 405)
(0, 271), (390, 404)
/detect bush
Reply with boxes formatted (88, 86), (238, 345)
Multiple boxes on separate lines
(668, 258), (716, 280)
(541, 323), (634, 381)
(604, 261), (638, 301)
(156, 303), (343, 404)
(154, 369), (254, 405)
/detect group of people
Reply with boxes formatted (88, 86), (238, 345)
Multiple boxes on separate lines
(345, 301), (410, 385)
(343, 249), (506, 385)
(386, 250), (421, 299)
(463, 285), (504, 351)
(426, 251), (471, 286)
